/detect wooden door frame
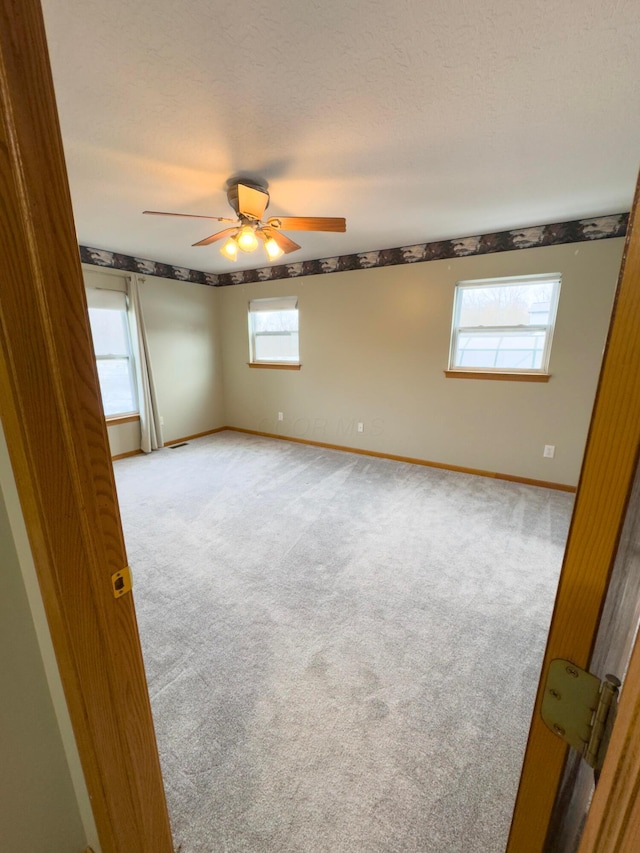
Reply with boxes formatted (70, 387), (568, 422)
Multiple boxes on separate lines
(578, 593), (640, 852)
(507, 177), (640, 851)
(0, 1), (172, 851)
(578, 612), (640, 853)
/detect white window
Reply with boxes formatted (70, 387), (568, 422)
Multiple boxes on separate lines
(86, 287), (138, 417)
(449, 274), (561, 374)
(248, 296), (299, 364)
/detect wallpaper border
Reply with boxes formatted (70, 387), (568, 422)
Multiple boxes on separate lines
(80, 212), (629, 287)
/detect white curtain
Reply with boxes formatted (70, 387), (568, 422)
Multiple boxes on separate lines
(127, 275), (164, 453)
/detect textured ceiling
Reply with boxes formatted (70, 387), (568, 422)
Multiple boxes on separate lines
(42, 0), (640, 275)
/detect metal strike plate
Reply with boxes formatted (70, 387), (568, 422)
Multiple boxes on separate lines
(541, 659), (601, 752)
(111, 565), (132, 599)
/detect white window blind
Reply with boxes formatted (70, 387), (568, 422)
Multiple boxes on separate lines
(249, 296), (298, 313)
(85, 286), (126, 310)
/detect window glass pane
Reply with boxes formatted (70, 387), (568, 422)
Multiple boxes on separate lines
(96, 359), (136, 416)
(250, 307), (299, 362)
(253, 309), (298, 333)
(255, 332), (299, 362)
(88, 307), (129, 355)
(455, 330), (546, 370)
(458, 282), (554, 328)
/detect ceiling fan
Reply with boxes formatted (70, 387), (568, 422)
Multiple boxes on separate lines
(143, 181), (346, 262)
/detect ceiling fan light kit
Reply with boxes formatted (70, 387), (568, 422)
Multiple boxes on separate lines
(236, 224), (259, 253)
(143, 180), (346, 264)
(220, 237), (239, 260)
(264, 237), (284, 260)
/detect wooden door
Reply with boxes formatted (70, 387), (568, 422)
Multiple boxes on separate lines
(0, 1), (173, 851)
(507, 174), (640, 851)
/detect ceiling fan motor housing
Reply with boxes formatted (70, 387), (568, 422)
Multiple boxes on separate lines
(227, 181), (269, 218)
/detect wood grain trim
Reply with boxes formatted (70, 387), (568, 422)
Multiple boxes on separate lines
(223, 427), (576, 492)
(0, 2), (172, 851)
(444, 370), (551, 382)
(248, 362), (302, 370)
(106, 413), (140, 426)
(496, 472), (575, 492)
(111, 449), (144, 461)
(163, 426), (226, 447)
(507, 174), (640, 851)
(578, 623), (640, 852)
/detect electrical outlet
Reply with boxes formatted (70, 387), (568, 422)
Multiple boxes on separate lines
(278, 412), (284, 421)
(543, 445), (555, 458)
(160, 416), (164, 426)
(357, 422), (364, 433)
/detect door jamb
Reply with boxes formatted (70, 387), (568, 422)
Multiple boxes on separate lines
(578, 590), (640, 851)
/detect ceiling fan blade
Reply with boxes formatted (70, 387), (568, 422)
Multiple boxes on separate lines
(237, 184), (269, 220)
(261, 225), (301, 255)
(267, 216), (346, 232)
(143, 210), (235, 222)
(192, 227), (239, 247)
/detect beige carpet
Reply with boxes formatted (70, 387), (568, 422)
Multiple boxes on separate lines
(114, 431), (573, 852)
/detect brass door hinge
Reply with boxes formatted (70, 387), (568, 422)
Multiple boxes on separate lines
(541, 658), (620, 772)
(111, 565), (132, 599)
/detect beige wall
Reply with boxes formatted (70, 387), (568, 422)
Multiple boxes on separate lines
(0, 422), (97, 852)
(107, 418), (142, 457)
(220, 238), (624, 487)
(84, 267), (225, 454)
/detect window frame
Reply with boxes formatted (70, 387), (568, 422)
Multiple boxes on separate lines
(248, 296), (300, 367)
(86, 287), (139, 418)
(448, 273), (561, 377)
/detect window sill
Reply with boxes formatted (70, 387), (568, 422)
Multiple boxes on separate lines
(106, 413), (140, 425)
(444, 370), (551, 383)
(248, 363), (302, 370)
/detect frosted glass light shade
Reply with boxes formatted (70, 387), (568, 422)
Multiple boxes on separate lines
(237, 225), (259, 252)
(265, 238), (284, 260)
(220, 237), (239, 260)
